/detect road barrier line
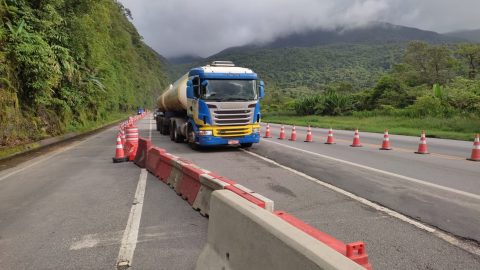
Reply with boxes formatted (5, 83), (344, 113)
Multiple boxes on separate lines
(116, 169), (147, 268)
(260, 139), (480, 201)
(240, 148), (480, 256)
(117, 118), (151, 268)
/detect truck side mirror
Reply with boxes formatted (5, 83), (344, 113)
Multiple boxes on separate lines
(258, 80), (265, 99)
(187, 80), (194, 99)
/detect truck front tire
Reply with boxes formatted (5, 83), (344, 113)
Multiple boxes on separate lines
(240, 143), (253, 148)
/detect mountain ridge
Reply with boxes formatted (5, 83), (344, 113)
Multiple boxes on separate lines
(213, 22), (462, 57)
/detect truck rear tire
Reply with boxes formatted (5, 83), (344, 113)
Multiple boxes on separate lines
(162, 118), (169, 135)
(169, 121), (175, 141)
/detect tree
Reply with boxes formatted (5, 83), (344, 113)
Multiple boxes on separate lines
(403, 41), (455, 85)
(458, 44), (480, 79)
(368, 75), (412, 109)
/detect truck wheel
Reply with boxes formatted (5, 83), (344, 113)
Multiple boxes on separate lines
(240, 143), (253, 148)
(169, 121), (175, 141)
(156, 119), (161, 132)
(187, 125), (199, 150)
(162, 119), (169, 135)
(173, 125), (184, 143)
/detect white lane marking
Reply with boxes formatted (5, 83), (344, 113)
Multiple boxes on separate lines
(240, 149), (480, 256)
(261, 139), (480, 200)
(70, 225), (199, 251)
(116, 169), (148, 268)
(0, 133), (97, 182)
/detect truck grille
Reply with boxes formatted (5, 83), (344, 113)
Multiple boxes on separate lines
(213, 126), (252, 137)
(213, 109), (252, 126)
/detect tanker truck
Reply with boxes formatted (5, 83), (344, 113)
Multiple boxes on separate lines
(156, 61), (265, 149)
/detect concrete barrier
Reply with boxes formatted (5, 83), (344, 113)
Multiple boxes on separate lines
(166, 158), (191, 189)
(275, 211), (371, 269)
(195, 190), (365, 270)
(157, 152), (177, 182)
(133, 137), (152, 168)
(178, 164), (209, 205)
(225, 184), (274, 212)
(192, 173), (236, 216)
(145, 147), (165, 174)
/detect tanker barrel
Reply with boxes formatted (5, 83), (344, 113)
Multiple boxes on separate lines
(157, 73), (189, 112)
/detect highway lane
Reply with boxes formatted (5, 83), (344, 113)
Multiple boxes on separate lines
(254, 123), (480, 242)
(0, 120), (207, 269)
(264, 123), (475, 159)
(143, 116), (480, 270)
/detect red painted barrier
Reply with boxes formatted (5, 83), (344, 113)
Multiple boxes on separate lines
(225, 185), (266, 209)
(157, 152), (176, 182)
(178, 164), (205, 205)
(145, 147), (166, 173)
(275, 211), (372, 270)
(207, 173), (237, 185)
(134, 138), (152, 168)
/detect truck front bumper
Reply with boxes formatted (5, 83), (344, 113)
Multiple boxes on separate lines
(197, 133), (260, 146)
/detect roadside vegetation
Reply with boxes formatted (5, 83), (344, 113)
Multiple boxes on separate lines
(262, 42), (480, 140)
(0, 0), (168, 151)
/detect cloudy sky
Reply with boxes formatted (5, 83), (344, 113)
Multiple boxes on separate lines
(119, 0), (480, 58)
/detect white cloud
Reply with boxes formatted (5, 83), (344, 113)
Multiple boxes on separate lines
(119, 0), (480, 57)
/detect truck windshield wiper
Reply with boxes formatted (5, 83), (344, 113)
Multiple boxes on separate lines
(224, 98), (251, 101)
(204, 98), (222, 101)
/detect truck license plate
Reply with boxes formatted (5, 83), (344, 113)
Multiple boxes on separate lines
(228, 140), (239, 145)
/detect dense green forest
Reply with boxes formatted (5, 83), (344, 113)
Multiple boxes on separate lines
(0, 0), (168, 148)
(292, 42), (480, 118)
(174, 42), (479, 117)
(171, 44), (404, 92)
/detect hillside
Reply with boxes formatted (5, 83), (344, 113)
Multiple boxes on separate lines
(169, 23), (462, 92)
(209, 44), (404, 90)
(0, 0), (168, 148)
(222, 22), (459, 53)
(445, 29), (480, 43)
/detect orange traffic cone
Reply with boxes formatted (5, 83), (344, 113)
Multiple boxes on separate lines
(304, 126), (313, 142)
(278, 125), (286, 140)
(380, 129), (392, 150)
(415, 130), (429, 154)
(325, 128), (335, 144)
(467, 134), (480, 161)
(113, 135), (128, 163)
(264, 124), (272, 138)
(289, 125), (297, 141)
(350, 128), (362, 147)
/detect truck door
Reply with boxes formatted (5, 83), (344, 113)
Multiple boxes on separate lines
(187, 76), (200, 118)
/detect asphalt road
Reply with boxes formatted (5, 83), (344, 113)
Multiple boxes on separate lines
(0, 119), (207, 270)
(256, 123), (480, 242)
(1, 116), (479, 270)
(141, 117), (480, 270)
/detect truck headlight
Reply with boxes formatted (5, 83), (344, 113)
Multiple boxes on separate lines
(252, 128), (260, 133)
(198, 130), (213, 136)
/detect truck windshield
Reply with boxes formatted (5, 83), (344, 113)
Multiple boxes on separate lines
(202, 80), (257, 101)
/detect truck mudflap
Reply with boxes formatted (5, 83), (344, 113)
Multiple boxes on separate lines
(197, 133), (260, 146)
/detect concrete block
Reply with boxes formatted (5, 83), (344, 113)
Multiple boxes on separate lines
(195, 190), (364, 270)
